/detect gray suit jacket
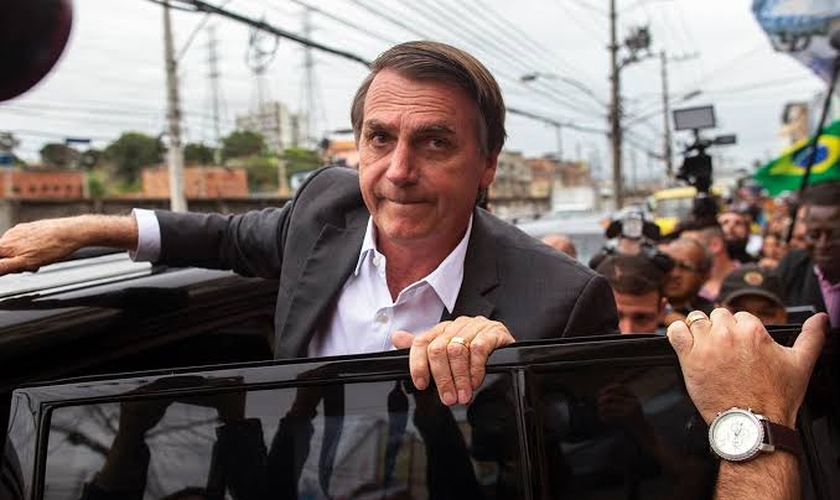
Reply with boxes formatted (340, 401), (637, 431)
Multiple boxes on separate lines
(155, 166), (618, 358)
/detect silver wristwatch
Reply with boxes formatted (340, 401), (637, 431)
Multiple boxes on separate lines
(708, 407), (801, 462)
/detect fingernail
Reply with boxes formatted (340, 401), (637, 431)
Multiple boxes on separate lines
(458, 389), (469, 404)
(442, 391), (456, 406)
(415, 377), (427, 390)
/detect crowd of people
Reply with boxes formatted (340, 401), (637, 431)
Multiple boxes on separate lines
(0, 41), (831, 499)
(544, 180), (839, 338)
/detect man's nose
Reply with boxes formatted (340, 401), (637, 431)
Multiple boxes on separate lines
(385, 141), (417, 185)
(619, 318), (632, 334)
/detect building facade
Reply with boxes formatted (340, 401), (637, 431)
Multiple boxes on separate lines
(0, 169), (86, 199)
(324, 140), (360, 169)
(490, 151), (532, 199)
(235, 101), (303, 152)
(142, 166), (248, 198)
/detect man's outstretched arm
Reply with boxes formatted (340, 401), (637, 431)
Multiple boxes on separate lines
(668, 310), (828, 500)
(0, 214), (138, 275)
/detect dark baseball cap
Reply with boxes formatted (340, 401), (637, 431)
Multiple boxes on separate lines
(718, 265), (784, 307)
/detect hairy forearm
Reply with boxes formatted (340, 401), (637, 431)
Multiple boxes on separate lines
(714, 453), (799, 500)
(62, 214), (138, 251)
(0, 214), (140, 275)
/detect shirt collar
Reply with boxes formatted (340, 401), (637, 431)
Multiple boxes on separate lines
(814, 265), (840, 290)
(353, 215), (473, 313)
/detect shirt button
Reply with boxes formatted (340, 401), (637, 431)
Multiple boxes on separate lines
(372, 255), (382, 267)
(375, 311), (389, 324)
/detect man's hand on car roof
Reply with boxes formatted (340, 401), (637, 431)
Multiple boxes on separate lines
(392, 315), (515, 406)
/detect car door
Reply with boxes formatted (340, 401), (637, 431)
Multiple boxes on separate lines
(5, 330), (839, 500)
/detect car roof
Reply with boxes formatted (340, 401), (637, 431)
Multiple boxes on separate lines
(0, 252), (153, 301)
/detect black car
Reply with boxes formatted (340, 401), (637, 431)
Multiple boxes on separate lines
(1, 252), (839, 500)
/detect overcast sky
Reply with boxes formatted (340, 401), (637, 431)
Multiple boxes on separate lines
(1, 0), (828, 182)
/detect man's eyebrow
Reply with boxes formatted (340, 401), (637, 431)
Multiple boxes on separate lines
(416, 123), (455, 135)
(362, 119), (392, 132)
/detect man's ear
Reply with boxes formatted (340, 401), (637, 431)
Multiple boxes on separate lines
(479, 153), (498, 189)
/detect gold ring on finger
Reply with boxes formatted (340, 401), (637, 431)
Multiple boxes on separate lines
(685, 310), (710, 328)
(449, 336), (469, 348)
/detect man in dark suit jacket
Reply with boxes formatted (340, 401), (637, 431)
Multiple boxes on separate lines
(777, 181), (840, 329)
(155, 165), (615, 357)
(0, 41), (617, 407)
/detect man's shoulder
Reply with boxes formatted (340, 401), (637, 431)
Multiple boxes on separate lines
(297, 165), (360, 195)
(293, 166), (365, 214)
(778, 248), (812, 276)
(473, 210), (597, 281)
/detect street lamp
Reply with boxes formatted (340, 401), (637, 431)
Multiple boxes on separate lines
(519, 72), (608, 108)
(520, 72), (608, 162)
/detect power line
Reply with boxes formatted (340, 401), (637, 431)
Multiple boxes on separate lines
(576, 0), (608, 18)
(173, 0), (371, 66)
(287, 0), (398, 45)
(342, 0), (604, 118)
(465, 0), (602, 86)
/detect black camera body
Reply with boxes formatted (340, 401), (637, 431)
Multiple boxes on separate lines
(589, 209), (674, 273)
(676, 151), (712, 194)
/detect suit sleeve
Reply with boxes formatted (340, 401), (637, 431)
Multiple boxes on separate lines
(154, 203), (292, 278)
(561, 273), (620, 337)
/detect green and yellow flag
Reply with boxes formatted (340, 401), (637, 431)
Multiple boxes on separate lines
(754, 120), (840, 196)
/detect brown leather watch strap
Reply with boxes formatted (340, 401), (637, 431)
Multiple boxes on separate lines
(764, 420), (802, 455)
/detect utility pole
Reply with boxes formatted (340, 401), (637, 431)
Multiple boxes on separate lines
(608, 0), (623, 211)
(163, 0), (187, 212)
(208, 25), (222, 164)
(302, 7), (316, 148)
(660, 50), (674, 177)
(554, 124), (564, 161)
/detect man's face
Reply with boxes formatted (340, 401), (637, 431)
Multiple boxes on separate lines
(614, 290), (664, 334)
(662, 242), (706, 301)
(718, 211), (750, 242)
(804, 204), (840, 283)
(761, 234), (787, 261)
(357, 70), (496, 250)
(724, 296), (787, 325)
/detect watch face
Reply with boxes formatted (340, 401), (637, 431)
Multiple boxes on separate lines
(709, 409), (764, 461)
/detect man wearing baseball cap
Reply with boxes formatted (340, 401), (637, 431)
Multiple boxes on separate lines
(717, 264), (788, 325)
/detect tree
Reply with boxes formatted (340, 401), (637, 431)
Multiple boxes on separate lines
(184, 142), (216, 165)
(87, 170), (107, 198)
(221, 130), (266, 161)
(104, 132), (164, 184)
(282, 146), (322, 179)
(79, 148), (104, 170)
(243, 156), (278, 193)
(39, 143), (80, 168)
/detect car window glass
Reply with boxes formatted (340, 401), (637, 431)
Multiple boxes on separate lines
(527, 363), (820, 500)
(43, 373), (523, 500)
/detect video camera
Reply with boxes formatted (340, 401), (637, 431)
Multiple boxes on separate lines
(672, 105), (736, 224)
(589, 208), (674, 273)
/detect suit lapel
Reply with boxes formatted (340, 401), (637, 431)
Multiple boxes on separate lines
(275, 210), (367, 358)
(443, 211), (499, 321)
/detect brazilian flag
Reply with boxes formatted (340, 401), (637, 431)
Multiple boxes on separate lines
(754, 120), (840, 196)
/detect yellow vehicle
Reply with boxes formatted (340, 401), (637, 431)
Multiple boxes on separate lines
(647, 186), (725, 236)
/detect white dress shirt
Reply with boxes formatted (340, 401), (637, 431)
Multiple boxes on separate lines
(131, 209), (472, 357)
